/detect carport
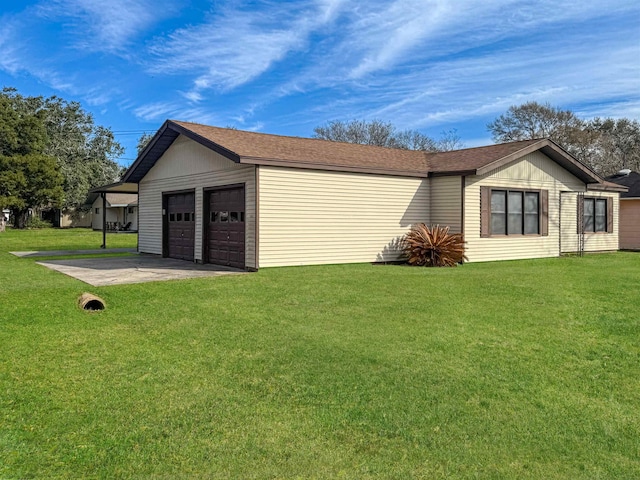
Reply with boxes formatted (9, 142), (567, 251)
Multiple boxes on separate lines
(89, 181), (139, 249)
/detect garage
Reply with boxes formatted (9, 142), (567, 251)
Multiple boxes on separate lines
(164, 191), (195, 261)
(205, 185), (245, 268)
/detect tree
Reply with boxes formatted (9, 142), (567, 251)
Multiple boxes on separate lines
(433, 129), (465, 152)
(0, 89), (47, 157)
(487, 102), (584, 145)
(0, 89), (64, 227)
(137, 132), (154, 155)
(0, 153), (64, 228)
(39, 96), (124, 209)
(0, 88), (124, 211)
(487, 101), (640, 176)
(313, 119), (464, 152)
(587, 118), (640, 174)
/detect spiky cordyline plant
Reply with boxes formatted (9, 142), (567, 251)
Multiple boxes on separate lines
(402, 224), (467, 267)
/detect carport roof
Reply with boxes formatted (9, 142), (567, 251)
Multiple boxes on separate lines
(86, 181), (139, 204)
(122, 119), (605, 185)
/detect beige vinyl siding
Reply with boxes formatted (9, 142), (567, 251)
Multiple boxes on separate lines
(619, 199), (640, 249)
(430, 176), (462, 233)
(138, 135), (256, 268)
(258, 166), (429, 267)
(91, 197), (120, 230)
(560, 192), (579, 253)
(560, 191), (619, 253)
(464, 151), (585, 262)
(60, 209), (92, 228)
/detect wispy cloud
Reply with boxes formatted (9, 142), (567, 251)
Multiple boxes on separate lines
(243, 0), (640, 131)
(0, 18), (22, 75)
(0, 0), (637, 160)
(148, 0), (346, 97)
(0, 14), (78, 92)
(37, 0), (174, 54)
(132, 100), (220, 125)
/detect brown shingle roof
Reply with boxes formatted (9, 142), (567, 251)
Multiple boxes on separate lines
(172, 120), (430, 175)
(123, 119), (603, 185)
(425, 139), (543, 173)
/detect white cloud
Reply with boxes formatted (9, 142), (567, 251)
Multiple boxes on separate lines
(37, 0), (173, 54)
(148, 0), (347, 97)
(133, 101), (179, 121)
(245, 0), (639, 133)
(0, 19), (22, 75)
(132, 101), (219, 125)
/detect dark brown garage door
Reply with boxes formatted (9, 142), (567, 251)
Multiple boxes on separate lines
(165, 192), (195, 261)
(206, 186), (245, 269)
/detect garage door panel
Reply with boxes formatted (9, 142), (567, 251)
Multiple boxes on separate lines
(166, 192), (195, 261)
(207, 186), (245, 269)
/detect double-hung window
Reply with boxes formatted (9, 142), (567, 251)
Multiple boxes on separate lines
(583, 198), (607, 233)
(490, 190), (540, 235)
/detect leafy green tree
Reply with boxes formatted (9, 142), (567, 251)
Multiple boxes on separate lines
(0, 89), (47, 156)
(0, 154), (64, 228)
(136, 132), (154, 155)
(0, 88), (124, 210)
(39, 96), (124, 209)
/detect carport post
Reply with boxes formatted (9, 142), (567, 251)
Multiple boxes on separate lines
(101, 192), (106, 249)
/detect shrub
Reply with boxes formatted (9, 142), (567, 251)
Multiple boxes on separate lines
(25, 216), (52, 229)
(402, 224), (467, 267)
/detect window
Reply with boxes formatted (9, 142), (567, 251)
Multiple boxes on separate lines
(489, 190), (540, 235)
(95, 208), (100, 214)
(128, 207), (134, 214)
(583, 198), (607, 233)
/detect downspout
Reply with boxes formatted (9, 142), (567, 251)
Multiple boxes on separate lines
(136, 191), (139, 253)
(101, 192), (107, 249)
(461, 176), (466, 264)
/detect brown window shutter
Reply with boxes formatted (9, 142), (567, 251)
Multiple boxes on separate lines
(607, 196), (614, 233)
(480, 186), (490, 237)
(577, 195), (583, 234)
(540, 190), (549, 236)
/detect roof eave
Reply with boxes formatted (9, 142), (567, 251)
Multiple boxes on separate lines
(587, 183), (628, 193)
(240, 156), (428, 178)
(168, 121), (241, 163)
(89, 181), (139, 194)
(122, 120), (241, 184)
(428, 170), (476, 177)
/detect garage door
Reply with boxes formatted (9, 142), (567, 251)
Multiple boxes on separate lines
(165, 192), (195, 261)
(206, 186), (245, 269)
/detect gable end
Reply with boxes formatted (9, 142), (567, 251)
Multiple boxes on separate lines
(123, 120), (241, 184)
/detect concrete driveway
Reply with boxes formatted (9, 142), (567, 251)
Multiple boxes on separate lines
(35, 254), (247, 286)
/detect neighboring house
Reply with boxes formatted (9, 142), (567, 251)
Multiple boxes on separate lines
(41, 208), (92, 228)
(605, 170), (640, 250)
(104, 120), (624, 269)
(90, 193), (138, 231)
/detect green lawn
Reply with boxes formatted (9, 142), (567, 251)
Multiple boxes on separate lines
(1, 228), (639, 479)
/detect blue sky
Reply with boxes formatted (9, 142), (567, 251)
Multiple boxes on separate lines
(1, 0), (639, 166)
